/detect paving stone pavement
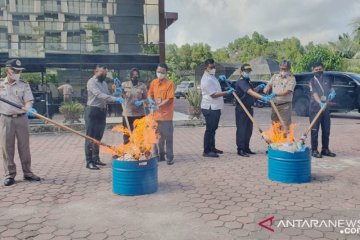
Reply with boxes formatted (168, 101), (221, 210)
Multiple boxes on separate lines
(0, 121), (360, 240)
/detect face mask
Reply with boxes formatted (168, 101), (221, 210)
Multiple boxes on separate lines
(11, 73), (21, 81)
(97, 75), (106, 82)
(208, 68), (216, 75)
(131, 76), (139, 85)
(314, 71), (323, 78)
(156, 72), (166, 80)
(242, 72), (250, 78)
(280, 71), (288, 78)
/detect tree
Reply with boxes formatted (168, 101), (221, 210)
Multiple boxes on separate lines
(213, 47), (230, 62)
(329, 33), (359, 59)
(293, 45), (342, 72)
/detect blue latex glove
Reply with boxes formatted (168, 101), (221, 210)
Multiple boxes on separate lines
(149, 105), (158, 111)
(27, 107), (37, 117)
(319, 102), (326, 108)
(219, 75), (227, 82)
(113, 78), (121, 87)
(148, 98), (155, 105)
(115, 97), (124, 104)
(134, 100), (143, 107)
(268, 93), (276, 99)
(261, 95), (271, 103)
(226, 87), (235, 95)
(115, 87), (122, 94)
(328, 90), (336, 101)
(257, 83), (266, 91)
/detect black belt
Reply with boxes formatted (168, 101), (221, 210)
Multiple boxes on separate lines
(0, 113), (26, 118)
(275, 102), (291, 106)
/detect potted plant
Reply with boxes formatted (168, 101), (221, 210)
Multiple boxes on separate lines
(59, 102), (84, 124)
(186, 88), (202, 120)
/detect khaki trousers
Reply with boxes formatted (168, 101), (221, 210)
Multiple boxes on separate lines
(271, 102), (292, 131)
(0, 114), (33, 179)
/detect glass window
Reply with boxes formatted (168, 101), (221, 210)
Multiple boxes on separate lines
(333, 75), (352, 86)
(144, 25), (159, 43)
(144, 4), (159, 25)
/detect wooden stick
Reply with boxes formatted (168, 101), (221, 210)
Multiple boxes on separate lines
(0, 96), (115, 149)
(270, 100), (286, 128)
(300, 103), (327, 143)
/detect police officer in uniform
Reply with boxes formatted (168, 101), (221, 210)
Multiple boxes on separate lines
(85, 64), (124, 170)
(0, 59), (40, 186)
(309, 62), (336, 158)
(235, 64), (275, 157)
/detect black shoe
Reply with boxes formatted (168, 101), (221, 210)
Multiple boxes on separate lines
(321, 149), (336, 157)
(237, 150), (249, 157)
(312, 150), (322, 158)
(4, 178), (15, 186)
(213, 148), (224, 154)
(167, 160), (174, 165)
(203, 152), (219, 158)
(86, 162), (100, 170)
(24, 175), (41, 181)
(158, 154), (165, 162)
(245, 149), (256, 155)
(95, 160), (107, 166)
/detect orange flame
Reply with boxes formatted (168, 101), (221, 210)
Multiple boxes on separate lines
(263, 122), (296, 144)
(103, 115), (159, 160)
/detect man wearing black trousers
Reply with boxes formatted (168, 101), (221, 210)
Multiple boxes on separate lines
(235, 64), (274, 157)
(200, 59), (234, 158)
(309, 62), (336, 158)
(85, 65), (124, 170)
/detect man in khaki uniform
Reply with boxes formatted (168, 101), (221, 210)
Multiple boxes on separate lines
(0, 59), (40, 186)
(264, 60), (296, 130)
(121, 68), (148, 144)
(57, 79), (73, 103)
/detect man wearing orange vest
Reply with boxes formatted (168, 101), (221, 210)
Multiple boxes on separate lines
(148, 63), (175, 165)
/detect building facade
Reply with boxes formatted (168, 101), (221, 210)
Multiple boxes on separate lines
(0, 0), (175, 71)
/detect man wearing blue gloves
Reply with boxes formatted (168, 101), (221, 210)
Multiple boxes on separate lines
(264, 60), (296, 131)
(0, 59), (40, 186)
(233, 64), (275, 157)
(121, 68), (148, 144)
(201, 59), (235, 158)
(309, 62), (336, 158)
(85, 64), (124, 170)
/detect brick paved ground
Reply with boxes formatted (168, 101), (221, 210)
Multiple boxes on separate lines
(1, 112), (360, 239)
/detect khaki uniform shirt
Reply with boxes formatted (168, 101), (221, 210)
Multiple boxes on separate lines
(121, 81), (147, 117)
(0, 77), (34, 115)
(268, 73), (296, 104)
(58, 83), (73, 95)
(86, 76), (116, 109)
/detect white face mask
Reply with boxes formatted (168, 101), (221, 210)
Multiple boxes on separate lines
(10, 73), (21, 81)
(280, 71), (289, 78)
(208, 68), (216, 75)
(156, 72), (166, 80)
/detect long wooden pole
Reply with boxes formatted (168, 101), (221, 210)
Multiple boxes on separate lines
(223, 81), (270, 144)
(0, 97), (115, 150)
(300, 103), (327, 143)
(269, 100), (286, 128)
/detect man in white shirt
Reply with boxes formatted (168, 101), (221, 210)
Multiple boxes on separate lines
(200, 59), (234, 158)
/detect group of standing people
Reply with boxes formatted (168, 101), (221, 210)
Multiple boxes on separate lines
(84, 63), (175, 170)
(200, 58), (336, 159)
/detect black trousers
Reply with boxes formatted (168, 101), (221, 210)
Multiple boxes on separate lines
(202, 108), (221, 153)
(235, 105), (253, 151)
(309, 108), (331, 151)
(122, 116), (145, 144)
(154, 121), (174, 162)
(84, 106), (106, 164)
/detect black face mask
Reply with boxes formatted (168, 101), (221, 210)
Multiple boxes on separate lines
(131, 76), (139, 85)
(314, 71), (323, 79)
(98, 75), (106, 82)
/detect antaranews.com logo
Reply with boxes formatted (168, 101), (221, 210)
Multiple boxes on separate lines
(258, 216), (360, 235)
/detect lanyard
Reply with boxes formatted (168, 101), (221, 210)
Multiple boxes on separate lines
(314, 76), (325, 96)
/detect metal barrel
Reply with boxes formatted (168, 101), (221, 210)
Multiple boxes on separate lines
(112, 157), (158, 195)
(268, 147), (311, 183)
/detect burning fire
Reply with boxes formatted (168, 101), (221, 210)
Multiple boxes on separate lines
(263, 122), (296, 144)
(103, 114), (159, 160)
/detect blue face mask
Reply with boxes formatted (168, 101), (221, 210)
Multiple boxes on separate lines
(243, 72), (250, 78)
